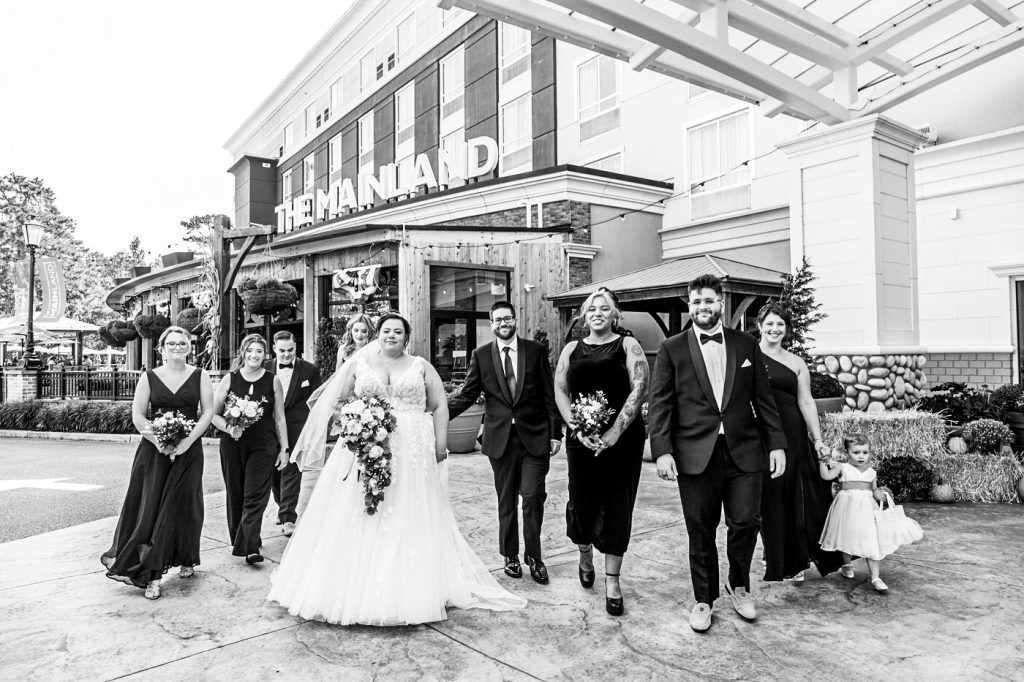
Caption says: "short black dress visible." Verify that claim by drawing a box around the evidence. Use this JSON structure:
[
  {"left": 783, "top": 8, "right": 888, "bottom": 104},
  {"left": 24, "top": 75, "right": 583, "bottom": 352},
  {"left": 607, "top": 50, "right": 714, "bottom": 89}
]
[
  {"left": 565, "top": 337, "right": 646, "bottom": 556},
  {"left": 102, "top": 368, "right": 204, "bottom": 587},
  {"left": 760, "top": 356, "right": 843, "bottom": 579}
]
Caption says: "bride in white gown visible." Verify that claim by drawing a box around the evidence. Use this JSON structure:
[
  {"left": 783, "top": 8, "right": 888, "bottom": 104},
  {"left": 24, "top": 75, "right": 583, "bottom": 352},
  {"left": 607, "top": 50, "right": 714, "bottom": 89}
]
[{"left": 267, "top": 313, "right": 526, "bottom": 625}]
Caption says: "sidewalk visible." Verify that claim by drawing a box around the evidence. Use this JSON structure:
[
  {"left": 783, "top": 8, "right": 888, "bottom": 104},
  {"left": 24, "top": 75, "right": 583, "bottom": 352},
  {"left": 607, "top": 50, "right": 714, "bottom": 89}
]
[{"left": 1, "top": 453, "right": 1022, "bottom": 681}]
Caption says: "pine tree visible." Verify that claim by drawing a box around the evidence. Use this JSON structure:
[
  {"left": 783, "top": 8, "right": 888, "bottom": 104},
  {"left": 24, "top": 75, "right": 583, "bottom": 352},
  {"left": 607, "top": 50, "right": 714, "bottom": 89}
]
[{"left": 778, "top": 256, "right": 826, "bottom": 366}]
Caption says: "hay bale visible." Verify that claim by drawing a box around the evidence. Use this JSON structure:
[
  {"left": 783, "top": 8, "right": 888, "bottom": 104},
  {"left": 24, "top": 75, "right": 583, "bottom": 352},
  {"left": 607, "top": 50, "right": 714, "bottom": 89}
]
[
  {"left": 934, "top": 454, "right": 1024, "bottom": 503},
  {"left": 821, "top": 409, "right": 948, "bottom": 464}
]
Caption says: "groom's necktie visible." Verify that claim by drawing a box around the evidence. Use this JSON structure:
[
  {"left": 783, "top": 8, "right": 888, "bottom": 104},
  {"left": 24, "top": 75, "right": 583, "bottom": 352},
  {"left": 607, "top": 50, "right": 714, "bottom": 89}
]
[{"left": 502, "top": 346, "right": 517, "bottom": 398}]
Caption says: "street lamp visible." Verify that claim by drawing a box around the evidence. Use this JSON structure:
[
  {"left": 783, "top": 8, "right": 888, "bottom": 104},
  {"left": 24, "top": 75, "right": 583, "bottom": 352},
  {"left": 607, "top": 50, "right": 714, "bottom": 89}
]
[{"left": 22, "top": 221, "right": 45, "bottom": 369}]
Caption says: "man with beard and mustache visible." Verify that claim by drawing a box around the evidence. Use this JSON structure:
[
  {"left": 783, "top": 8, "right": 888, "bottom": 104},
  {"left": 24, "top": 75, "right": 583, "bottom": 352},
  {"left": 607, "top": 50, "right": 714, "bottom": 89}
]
[
  {"left": 648, "top": 274, "right": 788, "bottom": 633},
  {"left": 448, "top": 301, "right": 562, "bottom": 584}
]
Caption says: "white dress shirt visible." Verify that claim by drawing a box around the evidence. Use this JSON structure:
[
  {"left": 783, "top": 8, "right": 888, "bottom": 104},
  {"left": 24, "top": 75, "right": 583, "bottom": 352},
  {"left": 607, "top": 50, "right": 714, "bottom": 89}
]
[
  {"left": 277, "top": 362, "right": 294, "bottom": 396},
  {"left": 497, "top": 336, "right": 519, "bottom": 384},
  {"left": 696, "top": 322, "right": 726, "bottom": 433}
]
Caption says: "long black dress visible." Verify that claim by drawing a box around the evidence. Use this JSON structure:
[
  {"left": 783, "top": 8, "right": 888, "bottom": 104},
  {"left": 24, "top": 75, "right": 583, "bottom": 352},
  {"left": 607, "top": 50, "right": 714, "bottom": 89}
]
[
  {"left": 760, "top": 356, "right": 843, "bottom": 580},
  {"left": 565, "top": 337, "right": 646, "bottom": 556},
  {"left": 219, "top": 370, "right": 278, "bottom": 557},
  {"left": 102, "top": 368, "right": 204, "bottom": 588}
]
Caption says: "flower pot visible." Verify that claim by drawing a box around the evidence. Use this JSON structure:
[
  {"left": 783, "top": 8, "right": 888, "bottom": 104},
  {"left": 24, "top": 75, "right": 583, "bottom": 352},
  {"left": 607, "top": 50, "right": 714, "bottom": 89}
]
[
  {"left": 1005, "top": 411, "right": 1024, "bottom": 452},
  {"left": 133, "top": 314, "right": 171, "bottom": 340},
  {"left": 176, "top": 308, "right": 204, "bottom": 333},
  {"left": 448, "top": 404, "right": 484, "bottom": 454},
  {"left": 160, "top": 251, "right": 194, "bottom": 267},
  {"left": 814, "top": 397, "right": 846, "bottom": 415},
  {"left": 239, "top": 288, "right": 297, "bottom": 316},
  {"left": 130, "top": 266, "right": 151, "bottom": 278},
  {"left": 109, "top": 326, "right": 139, "bottom": 343}
]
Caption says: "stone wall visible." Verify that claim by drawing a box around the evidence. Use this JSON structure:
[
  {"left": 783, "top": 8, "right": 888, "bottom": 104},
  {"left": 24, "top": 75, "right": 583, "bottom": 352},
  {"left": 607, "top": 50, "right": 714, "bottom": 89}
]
[
  {"left": 925, "top": 352, "right": 1015, "bottom": 387},
  {"left": 815, "top": 354, "right": 928, "bottom": 413}
]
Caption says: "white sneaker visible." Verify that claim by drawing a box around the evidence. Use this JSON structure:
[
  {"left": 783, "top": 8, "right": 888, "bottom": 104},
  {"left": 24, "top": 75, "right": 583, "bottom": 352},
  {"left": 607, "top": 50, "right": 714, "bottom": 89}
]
[
  {"left": 784, "top": 571, "right": 805, "bottom": 583},
  {"left": 724, "top": 584, "right": 756, "bottom": 621},
  {"left": 282, "top": 522, "right": 295, "bottom": 537},
  {"left": 689, "top": 603, "right": 712, "bottom": 632},
  {"left": 840, "top": 564, "right": 855, "bottom": 579}
]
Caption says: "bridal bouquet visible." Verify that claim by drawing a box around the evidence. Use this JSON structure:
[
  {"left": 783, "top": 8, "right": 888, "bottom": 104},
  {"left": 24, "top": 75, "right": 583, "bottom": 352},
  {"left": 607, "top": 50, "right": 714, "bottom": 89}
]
[
  {"left": 224, "top": 392, "right": 266, "bottom": 438},
  {"left": 571, "top": 391, "right": 617, "bottom": 442},
  {"left": 149, "top": 411, "right": 196, "bottom": 459},
  {"left": 331, "top": 395, "right": 398, "bottom": 515}
]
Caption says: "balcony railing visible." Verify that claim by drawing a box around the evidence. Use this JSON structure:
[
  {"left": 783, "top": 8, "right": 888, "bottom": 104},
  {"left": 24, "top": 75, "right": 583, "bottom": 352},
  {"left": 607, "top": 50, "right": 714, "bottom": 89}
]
[{"left": 0, "top": 368, "right": 142, "bottom": 403}]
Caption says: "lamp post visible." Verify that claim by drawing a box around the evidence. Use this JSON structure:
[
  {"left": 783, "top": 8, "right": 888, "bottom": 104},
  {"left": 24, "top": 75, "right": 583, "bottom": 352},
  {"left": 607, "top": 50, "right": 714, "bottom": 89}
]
[{"left": 22, "top": 221, "right": 45, "bottom": 369}]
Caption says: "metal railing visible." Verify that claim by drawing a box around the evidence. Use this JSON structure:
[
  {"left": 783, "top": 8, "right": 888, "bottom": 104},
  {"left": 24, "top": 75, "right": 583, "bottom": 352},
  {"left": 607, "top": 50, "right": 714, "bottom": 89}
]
[{"left": 35, "top": 368, "right": 141, "bottom": 401}]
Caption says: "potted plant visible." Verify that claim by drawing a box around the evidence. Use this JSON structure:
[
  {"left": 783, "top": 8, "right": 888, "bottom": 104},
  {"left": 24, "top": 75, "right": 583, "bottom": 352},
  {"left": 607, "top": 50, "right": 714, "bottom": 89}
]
[
  {"left": 446, "top": 381, "right": 485, "bottom": 453},
  {"left": 160, "top": 251, "right": 195, "bottom": 267},
  {"left": 237, "top": 275, "right": 299, "bottom": 316},
  {"left": 98, "top": 325, "right": 123, "bottom": 349},
  {"left": 133, "top": 313, "right": 171, "bottom": 340},
  {"left": 990, "top": 384, "right": 1024, "bottom": 451},
  {"left": 106, "top": 319, "right": 139, "bottom": 344},
  {"left": 915, "top": 381, "right": 997, "bottom": 428},
  {"left": 961, "top": 418, "right": 1015, "bottom": 455},
  {"left": 810, "top": 372, "right": 845, "bottom": 414},
  {"left": 130, "top": 265, "right": 151, "bottom": 278},
  {"left": 176, "top": 307, "right": 205, "bottom": 333}
]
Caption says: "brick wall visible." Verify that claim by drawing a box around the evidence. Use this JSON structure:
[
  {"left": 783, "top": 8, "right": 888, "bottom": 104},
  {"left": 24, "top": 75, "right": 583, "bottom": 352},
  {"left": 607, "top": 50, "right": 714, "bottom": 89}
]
[
  {"left": 440, "top": 199, "right": 592, "bottom": 242},
  {"left": 927, "top": 352, "right": 1014, "bottom": 387}
]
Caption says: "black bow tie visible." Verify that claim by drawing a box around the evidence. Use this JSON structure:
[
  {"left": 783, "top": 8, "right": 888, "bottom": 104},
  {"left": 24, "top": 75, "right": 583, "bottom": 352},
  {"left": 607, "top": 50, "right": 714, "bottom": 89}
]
[
  {"left": 278, "top": 362, "right": 294, "bottom": 369},
  {"left": 700, "top": 332, "right": 723, "bottom": 345}
]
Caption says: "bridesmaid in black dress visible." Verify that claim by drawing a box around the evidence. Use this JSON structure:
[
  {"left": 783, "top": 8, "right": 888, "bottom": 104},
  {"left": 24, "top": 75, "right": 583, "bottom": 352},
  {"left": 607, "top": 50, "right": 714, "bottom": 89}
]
[
  {"left": 211, "top": 333, "right": 289, "bottom": 565},
  {"left": 102, "top": 326, "right": 214, "bottom": 599},
  {"left": 554, "top": 288, "right": 649, "bottom": 616},
  {"left": 756, "top": 303, "right": 843, "bottom": 581}
]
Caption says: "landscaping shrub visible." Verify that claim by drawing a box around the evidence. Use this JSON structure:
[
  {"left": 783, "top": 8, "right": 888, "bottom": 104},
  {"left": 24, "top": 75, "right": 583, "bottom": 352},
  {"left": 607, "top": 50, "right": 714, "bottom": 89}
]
[
  {"left": 915, "top": 381, "right": 996, "bottom": 426},
  {"left": 876, "top": 455, "right": 935, "bottom": 502},
  {"left": 0, "top": 400, "right": 135, "bottom": 434},
  {"left": 989, "top": 384, "right": 1024, "bottom": 416},
  {"left": 961, "top": 418, "right": 1014, "bottom": 455},
  {"left": 821, "top": 409, "right": 947, "bottom": 464},
  {"left": 810, "top": 372, "right": 844, "bottom": 399}
]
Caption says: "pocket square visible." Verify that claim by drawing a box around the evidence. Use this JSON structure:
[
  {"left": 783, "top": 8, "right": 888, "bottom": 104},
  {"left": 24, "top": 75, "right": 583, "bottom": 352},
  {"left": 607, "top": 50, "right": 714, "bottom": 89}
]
[
  {"left": 301, "top": 379, "right": 310, "bottom": 387},
  {"left": 741, "top": 358, "right": 752, "bottom": 368}
]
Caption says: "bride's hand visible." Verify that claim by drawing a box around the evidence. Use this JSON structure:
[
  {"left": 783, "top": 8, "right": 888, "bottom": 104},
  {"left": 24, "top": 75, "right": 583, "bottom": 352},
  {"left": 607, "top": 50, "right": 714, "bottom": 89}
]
[{"left": 435, "top": 447, "right": 449, "bottom": 463}]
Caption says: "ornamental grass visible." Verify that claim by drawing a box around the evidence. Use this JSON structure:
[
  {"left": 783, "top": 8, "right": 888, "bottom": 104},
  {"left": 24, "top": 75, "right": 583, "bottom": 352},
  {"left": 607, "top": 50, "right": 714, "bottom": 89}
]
[
  {"left": 821, "top": 409, "right": 948, "bottom": 463},
  {"left": 933, "top": 454, "right": 1024, "bottom": 503}
]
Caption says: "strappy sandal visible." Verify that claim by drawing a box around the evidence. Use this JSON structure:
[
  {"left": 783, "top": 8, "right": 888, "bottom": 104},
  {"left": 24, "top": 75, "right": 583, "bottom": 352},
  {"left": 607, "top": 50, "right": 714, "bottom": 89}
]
[
  {"left": 605, "top": 572, "right": 624, "bottom": 616},
  {"left": 144, "top": 581, "right": 161, "bottom": 600}
]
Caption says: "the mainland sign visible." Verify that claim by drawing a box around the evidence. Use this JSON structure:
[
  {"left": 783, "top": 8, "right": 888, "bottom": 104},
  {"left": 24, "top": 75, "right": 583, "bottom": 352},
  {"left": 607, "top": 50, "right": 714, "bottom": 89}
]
[{"left": 274, "top": 136, "right": 499, "bottom": 233}]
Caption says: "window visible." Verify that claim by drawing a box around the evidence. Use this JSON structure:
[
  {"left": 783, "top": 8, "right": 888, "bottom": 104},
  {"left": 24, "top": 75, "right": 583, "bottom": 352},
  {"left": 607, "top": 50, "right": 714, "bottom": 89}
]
[
  {"left": 688, "top": 109, "right": 751, "bottom": 219},
  {"left": 305, "top": 104, "right": 316, "bottom": 137},
  {"left": 375, "top": 35, "right": 396, "bottom": 81},
  {"left": 282, "top": 169, "right": 294, "bottom": 202},
  {"left": 429, "top": 266, "right": 511, "bottom": 381},
  {"left": 358, "top": 112, "right": 375, "bottom": 176},
  {"left": 499, "top": 94, "right": 531, "bottom": 174},
  {"left": 330, "top": 79, "right": 342, "bottom": 120},
  {"left": 397, "top": 13, "right": 415, "bottom": 61},
  {"left": 359, "top": 50, "right": 374, "bottom": 91},
  {"left": 577, "top": 55, "right": 620, "bottom": 142},
  {"left": 343, "top": 66, "right": 358, "bottom": 107},
  {"left": 303, "top": 153, "right": 315, "bottom": 193},
  {"left": 282, "top": 123, "right": 294, "bottom": 157},
  {"left": 328, "top": 133, "right": 342, "bottom": 181},
  {"left": 394, "top": 83, "right": 415, "bottom": 190},
  {"left": 586, "top": 152, "right": 623, "bottom": 173},
  {"left": 499, "top": 24, "right": 531, "bottom": 86},
  {"left": 440, "top": 6, "right": 466, "bottom": 28},
  {"left": 440, "top": 46, "right": 465, "bottom": 123}
]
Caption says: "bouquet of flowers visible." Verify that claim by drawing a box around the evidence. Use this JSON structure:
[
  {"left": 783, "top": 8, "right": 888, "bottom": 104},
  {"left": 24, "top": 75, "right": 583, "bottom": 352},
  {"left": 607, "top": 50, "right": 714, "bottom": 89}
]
[
  {"left": 571, "top": 391, "right": 618, "bottom": 442},
  {"left": 223, "top": 392, "right": 266, "bottom": 438},
  {"left": 331, "top": 395, "right": 397, "bottom": 515},
  {"left": 149, "top": 411, "right": 196, "bottom": 459}
]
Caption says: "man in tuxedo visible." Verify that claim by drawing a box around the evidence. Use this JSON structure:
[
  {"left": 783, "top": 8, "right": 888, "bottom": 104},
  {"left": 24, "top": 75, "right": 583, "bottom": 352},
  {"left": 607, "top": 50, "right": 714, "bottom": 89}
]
[
  {"left": 264, "top": 330, "right": 322, "bottom": 536},
  {"left": 448, "top": 301, "right": 562, "bottom": 584},
  {"left": 648, "top": 274, "right": 787, "bottom": 632}
]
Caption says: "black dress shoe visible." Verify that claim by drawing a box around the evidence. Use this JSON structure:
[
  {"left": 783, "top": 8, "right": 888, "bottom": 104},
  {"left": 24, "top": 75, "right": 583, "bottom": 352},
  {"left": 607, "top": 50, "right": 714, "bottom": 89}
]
[
  {"left": 503, "top": 555, "right": 522, "bottom": 579},
  {"left": 606, "top": 572, "right": 624, "bottom": 616},
  {"left": 245, "top": 553, "right": 264, "bottom": 564},
  {"left": 524, "top": 555, "right": 549, "bottom": 585}
]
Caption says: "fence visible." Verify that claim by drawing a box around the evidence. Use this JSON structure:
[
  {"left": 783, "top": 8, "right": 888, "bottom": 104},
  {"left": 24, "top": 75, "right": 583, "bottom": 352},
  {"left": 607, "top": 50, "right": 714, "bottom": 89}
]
[{"left": 0, "top": 368, "right": 141, "bottom": 402}]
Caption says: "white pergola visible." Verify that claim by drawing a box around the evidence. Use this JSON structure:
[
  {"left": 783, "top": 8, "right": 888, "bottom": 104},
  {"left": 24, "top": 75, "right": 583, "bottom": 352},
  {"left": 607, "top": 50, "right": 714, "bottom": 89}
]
[{"left": 439, "top": 0, "right": 1024, "bottom": 123}]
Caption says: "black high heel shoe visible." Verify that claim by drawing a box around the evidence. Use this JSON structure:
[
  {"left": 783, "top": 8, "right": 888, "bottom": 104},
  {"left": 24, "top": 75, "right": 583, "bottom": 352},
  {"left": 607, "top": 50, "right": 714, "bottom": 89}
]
[
  {"left": 605, "top": 572, "right": 624, "bottom": 616},
  {"left": 578, "top": 546, "right": 595, "bottom": 588}
]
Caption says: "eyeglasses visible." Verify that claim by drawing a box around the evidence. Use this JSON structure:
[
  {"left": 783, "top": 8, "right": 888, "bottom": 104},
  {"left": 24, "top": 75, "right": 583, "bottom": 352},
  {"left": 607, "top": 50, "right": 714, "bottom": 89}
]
[
  {"left": 688, "top": 298, "right": 721, "bottom": 307},
  {"left": 491, "top": 316, "right": 515, "bottom": 324},
  {"left": 164, "top": 342, "right": 189, "bottom": 348}
]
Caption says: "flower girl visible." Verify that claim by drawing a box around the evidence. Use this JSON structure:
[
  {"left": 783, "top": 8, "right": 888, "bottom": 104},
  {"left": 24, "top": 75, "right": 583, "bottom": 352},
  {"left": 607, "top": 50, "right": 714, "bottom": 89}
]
[{"left": 818, "top": 433, "right": 923, "bottom": 592}]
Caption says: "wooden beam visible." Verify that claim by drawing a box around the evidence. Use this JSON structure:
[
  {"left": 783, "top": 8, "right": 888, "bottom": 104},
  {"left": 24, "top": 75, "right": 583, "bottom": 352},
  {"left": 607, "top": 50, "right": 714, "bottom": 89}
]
[
  {"left": 223, "top": 224, "right": 276, "bottom": 239},
  {"left": 629, "top": 9, "right": 700, "bottom": 71},
  {"left": 548, "top": 0, "right": 849, "bottom": 122},
  {"left": 850, "top": 0, "right": 975, "bottom": 66},
  {"left": 727, "top": 1, "right": 849, "bottom": 69},
  {"left": 221, "top": 235, "right": 259, "bottom": 297},
  {"left": 647, "top": 311, "right": 671, "bottom": 338},
  {"left": 973, "top": 0, "right": 1019, "bottom": 26}
]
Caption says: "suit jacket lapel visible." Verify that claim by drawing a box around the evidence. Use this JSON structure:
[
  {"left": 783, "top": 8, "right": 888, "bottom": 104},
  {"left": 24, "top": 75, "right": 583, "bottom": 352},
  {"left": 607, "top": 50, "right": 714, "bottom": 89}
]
[
  {"left": 513, "top": 338, "right": 526, "bottom": 405},
  {"left": 490, "top": 341, "right": 513, "bottom": 404},
  {"left": 686, "top": 330, "right": 719, "bottom": 411},
  {"left": 721, "top": 333, "right": 738, "bottom": 412},
  {"left": 283, "top": 361, "right": 301, "bottom": 407}
]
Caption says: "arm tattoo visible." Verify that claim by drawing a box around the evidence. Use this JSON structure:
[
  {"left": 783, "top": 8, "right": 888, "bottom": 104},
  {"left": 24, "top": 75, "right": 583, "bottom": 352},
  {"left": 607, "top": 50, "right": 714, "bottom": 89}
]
[{"left": 607, "top": 358, "right": 649, "bottom": 437}]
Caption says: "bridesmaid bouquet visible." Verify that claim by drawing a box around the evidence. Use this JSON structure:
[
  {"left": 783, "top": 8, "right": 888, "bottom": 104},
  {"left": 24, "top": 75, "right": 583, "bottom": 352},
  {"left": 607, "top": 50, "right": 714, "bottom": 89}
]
[
  {"left": 224, "top": 392, "right": 266, "bottom": 438},
  {"left": 331, "top": 395, "right": 397, "bottom": 515},
  {"left": 571, "top": 391, "right": 617, "bottom": 441},
  {"left": 149, "top": 411, "right": 197, "bottom": 459}
]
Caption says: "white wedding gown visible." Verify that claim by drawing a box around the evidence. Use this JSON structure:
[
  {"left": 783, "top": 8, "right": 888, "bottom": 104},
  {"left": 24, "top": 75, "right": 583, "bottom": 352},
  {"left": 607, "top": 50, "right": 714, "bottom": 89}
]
[{"left": 267, "top": 356, "right": 527, "bottom": 625}]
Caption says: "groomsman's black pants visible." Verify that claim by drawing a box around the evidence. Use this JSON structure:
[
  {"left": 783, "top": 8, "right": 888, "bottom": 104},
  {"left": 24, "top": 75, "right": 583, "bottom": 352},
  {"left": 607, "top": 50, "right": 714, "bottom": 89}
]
[
  {"left": 676, "top": 435, "right": 762, "bottom": 605},
  {"left": 272, "top": 462, "right": 302, "bottom": 524},
  {"left": 489, "top": 429, "right": 550, "bottom": 560}
]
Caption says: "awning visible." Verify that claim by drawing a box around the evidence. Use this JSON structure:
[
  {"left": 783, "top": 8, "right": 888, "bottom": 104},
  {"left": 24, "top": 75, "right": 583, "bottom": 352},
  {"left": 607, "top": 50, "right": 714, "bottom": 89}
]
[{"left": 0, "top": 316, "right": 100, "bottom": 334}]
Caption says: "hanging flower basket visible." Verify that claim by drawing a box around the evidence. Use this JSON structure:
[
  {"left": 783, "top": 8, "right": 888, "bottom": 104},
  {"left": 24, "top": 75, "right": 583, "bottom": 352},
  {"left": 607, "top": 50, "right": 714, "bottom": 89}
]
[
  {"left": 176, "top": 307, "right": 205, "bottom": 333},
  {"left": 134, "top": 313, "right": 172, "bottom": 340},
  {"left": 237, "top": 276, "right": 298, "bottom": 316},
  {"left": 107, "top": 319, "right": 139, "bottom": 344},
  {"left": 99, "top": 325, "right": 125, "bottom": 349}
]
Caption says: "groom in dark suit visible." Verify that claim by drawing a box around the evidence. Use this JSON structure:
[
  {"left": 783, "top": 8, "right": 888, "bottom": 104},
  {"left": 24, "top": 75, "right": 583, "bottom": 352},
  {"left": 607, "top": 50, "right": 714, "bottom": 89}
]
[
  {"left": 648, "top": 274, "right": 787, "bottom": 632},
  {"left": 265, "top": 331, "right": 322, "bottom": 536},
  {"left": 448, "top": 301, "right": 562, "bottom": 584}
]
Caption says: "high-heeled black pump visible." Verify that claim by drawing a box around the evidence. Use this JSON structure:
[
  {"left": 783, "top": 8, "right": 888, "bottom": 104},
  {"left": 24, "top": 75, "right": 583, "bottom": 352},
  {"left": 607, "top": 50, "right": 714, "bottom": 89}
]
[
  {"left": 605, "top": 572, "right": 624, "bottom": 616},
  {"left": 578, "top": 546, "right": 595, "bottom": 588}
]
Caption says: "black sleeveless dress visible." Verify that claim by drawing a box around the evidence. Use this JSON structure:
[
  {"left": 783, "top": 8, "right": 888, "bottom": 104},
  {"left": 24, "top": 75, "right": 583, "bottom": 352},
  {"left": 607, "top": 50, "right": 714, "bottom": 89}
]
[
  {"left": 565, "top": 337, "right": 646, "bottom": 556},
  {"left": 760, "top": 356, "right": 843, "bottom": 580},
  {"left": 101, "top": 368, "right": 204, "bottom": 587},
  {"left": 219, "top": 369, "right": 278, "bottom": 557}
]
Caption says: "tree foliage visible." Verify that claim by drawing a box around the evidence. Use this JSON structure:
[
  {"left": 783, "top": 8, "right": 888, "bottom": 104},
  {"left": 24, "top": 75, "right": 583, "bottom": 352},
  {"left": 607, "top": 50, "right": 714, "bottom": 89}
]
[{"left": 778, "top": 256, "right": 827, "bottom": 366}]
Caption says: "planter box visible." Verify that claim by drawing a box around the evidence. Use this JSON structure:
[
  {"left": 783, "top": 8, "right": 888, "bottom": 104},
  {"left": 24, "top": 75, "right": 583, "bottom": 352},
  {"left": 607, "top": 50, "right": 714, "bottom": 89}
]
[
  {"left": 130, "top": 266, "right": 151, "bottom": 278},
  {"left": 448, "top": 404, "right": 484, "bottom": 454},
  {"left": 161, "top": 251, "right": 194, "bottom": 267},
  {"left": 814, "top": 397, "right": 846, "bottom": 415}
]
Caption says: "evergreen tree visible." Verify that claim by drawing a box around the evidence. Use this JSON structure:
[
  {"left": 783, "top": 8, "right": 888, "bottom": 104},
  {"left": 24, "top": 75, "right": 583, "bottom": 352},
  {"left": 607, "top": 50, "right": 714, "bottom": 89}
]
[{"left": 778, "top": 256, "right": 826, "bottom": 366}]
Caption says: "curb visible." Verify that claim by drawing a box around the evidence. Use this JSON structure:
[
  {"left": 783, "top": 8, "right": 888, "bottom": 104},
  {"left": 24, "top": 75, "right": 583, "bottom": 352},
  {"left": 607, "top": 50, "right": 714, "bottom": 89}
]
[{"left": 0, "top": 430, "right": 221, "bottom": 446}]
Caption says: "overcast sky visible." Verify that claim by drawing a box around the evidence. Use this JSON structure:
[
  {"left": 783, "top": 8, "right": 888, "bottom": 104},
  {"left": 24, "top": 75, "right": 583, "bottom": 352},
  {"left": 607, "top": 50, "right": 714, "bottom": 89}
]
[{"left": 1, "top": 0, "right": 352, "bottom": 258}]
